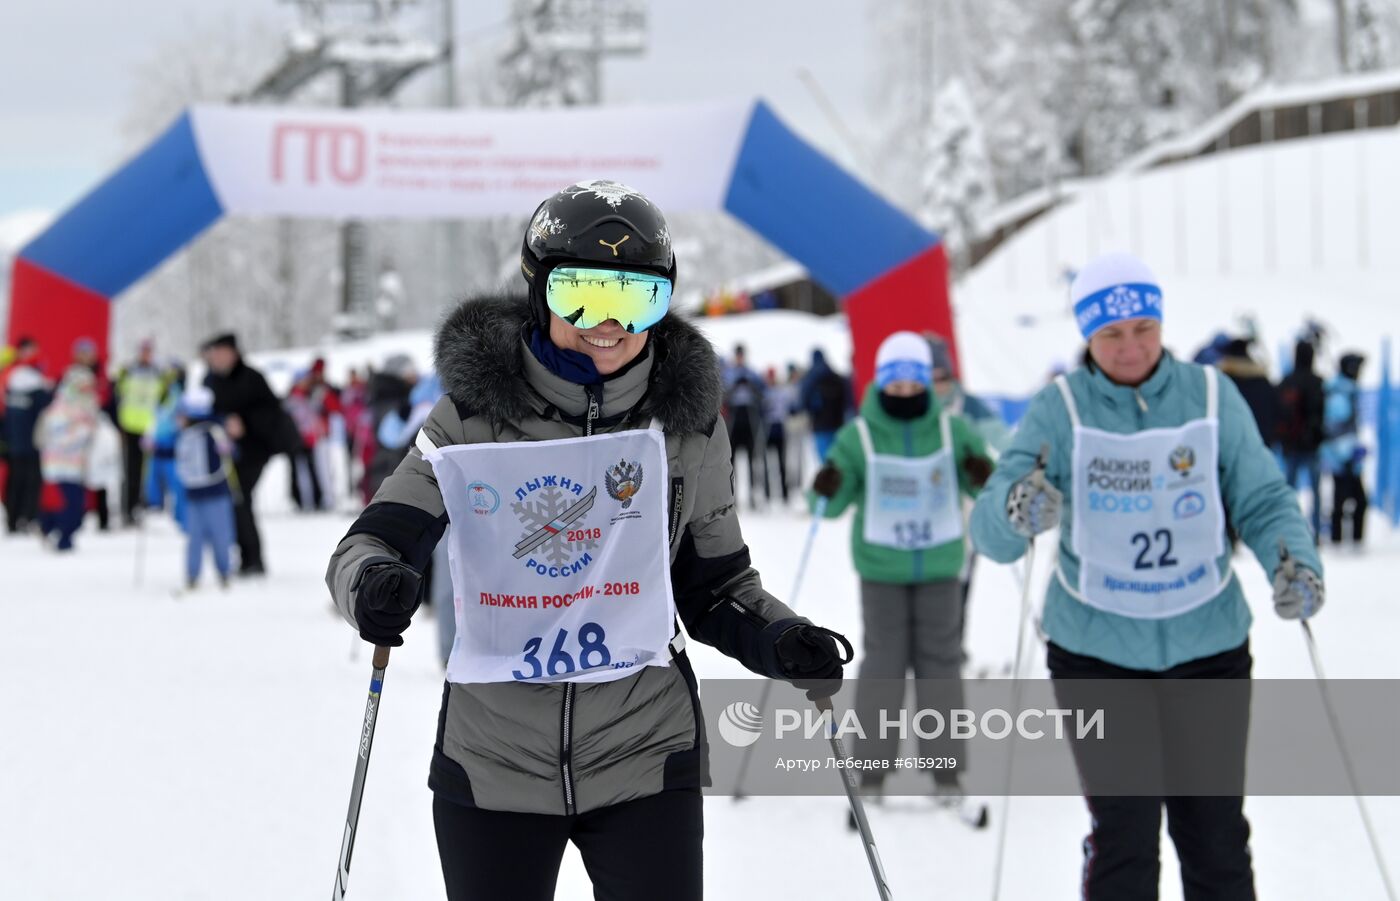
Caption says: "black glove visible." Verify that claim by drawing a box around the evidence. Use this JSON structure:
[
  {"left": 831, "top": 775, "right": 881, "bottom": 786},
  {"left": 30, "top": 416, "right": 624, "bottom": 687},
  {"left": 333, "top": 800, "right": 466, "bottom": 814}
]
[
  {"left": 812, "top": 464, "right": 843, "bottom": 499},
  {"left": 774, "top": 624, "right": 854, "bottom": 701},
  {"left": 352, "top": 557, "right": 424, "bottom": 647},
  {"left": 962, "top": 454, "right": 994, "bottom": 489}
]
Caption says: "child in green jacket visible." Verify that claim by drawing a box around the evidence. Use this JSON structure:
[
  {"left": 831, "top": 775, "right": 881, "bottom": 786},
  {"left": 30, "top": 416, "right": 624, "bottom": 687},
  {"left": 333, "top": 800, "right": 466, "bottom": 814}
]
[{"left": 812, "top": 331, "right": 994, "bottom": 807}]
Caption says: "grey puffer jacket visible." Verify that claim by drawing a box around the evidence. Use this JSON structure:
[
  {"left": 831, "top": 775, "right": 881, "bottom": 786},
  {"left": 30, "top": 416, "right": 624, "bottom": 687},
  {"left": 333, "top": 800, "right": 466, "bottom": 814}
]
[{"left": 327, "top": 296, "right": 808, "bottom": 815}]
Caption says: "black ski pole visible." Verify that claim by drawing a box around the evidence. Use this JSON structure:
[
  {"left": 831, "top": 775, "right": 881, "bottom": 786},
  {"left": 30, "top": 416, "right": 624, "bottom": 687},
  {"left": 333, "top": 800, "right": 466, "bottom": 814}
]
[
  {"left": 817, "top": 695, "right": 894, "bottom": 900},
  {"left": 734, "top": 497, "right": 827, "bottom": 800},
  {"left": 332, "top": 644, "right": 390, "bottom": 900}
]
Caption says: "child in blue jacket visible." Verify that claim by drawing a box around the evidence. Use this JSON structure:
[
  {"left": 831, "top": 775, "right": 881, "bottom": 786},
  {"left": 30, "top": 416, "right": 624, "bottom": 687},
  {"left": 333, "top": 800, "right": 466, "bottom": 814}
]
[{"left": 175, "top": 387, "right": 236, "bottom": 590}]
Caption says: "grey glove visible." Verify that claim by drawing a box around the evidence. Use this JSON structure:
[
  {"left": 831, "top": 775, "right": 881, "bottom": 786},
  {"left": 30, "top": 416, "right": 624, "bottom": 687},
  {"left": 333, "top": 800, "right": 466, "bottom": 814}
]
[
  {"left": 1006, "top": 447, "right": 1060, "bottom": 537},
  {"left": 1272, "top": 543, "right": 1324, "bottom": 620}
]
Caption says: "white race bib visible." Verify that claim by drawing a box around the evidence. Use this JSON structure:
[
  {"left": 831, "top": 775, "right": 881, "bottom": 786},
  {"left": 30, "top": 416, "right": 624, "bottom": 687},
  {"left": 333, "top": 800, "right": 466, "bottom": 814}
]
[
  {"left": 424, "top": 428, "right": 677, "bottom": 684},
  {"left": 1057, "top": 370, "right": 1228, "bottom": 619},
  {"left": 856, "top": 414, "right": 964, "bottom": 551}
]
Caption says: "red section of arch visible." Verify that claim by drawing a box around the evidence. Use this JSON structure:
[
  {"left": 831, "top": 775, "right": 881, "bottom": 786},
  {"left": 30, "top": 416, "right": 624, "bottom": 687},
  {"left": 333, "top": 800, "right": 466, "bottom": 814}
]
[
  {"left": 6, "top": 258, "right": 112, "bottom": 378},
  {"left": 843, "top": 244, "right": 955, "bottom": 400}
]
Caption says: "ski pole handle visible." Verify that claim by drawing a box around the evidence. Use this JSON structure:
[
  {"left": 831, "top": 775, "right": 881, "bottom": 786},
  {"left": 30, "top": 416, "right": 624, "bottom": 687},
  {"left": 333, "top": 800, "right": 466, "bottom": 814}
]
[
  {"left": 1028, "top": 443, "right": 1050, "bottom": 486},
  {"left": 372, "top": 645, "right": 390, "bottom": 669},
  {"left": 1277, "top": 537, "right": 1296, "bottom": 580}
]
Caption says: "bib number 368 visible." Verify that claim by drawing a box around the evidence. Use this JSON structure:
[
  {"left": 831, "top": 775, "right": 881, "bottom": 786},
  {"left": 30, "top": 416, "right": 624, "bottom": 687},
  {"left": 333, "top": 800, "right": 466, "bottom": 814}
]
[{"left": 512, "top": 622, "right": 612, "bottom": 680}]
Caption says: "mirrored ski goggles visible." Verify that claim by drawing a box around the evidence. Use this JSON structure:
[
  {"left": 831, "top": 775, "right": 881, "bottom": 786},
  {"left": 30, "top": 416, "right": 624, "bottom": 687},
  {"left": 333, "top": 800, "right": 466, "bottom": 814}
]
[{"left": 545, "top": 265, "right": 673, "bottom": 334}]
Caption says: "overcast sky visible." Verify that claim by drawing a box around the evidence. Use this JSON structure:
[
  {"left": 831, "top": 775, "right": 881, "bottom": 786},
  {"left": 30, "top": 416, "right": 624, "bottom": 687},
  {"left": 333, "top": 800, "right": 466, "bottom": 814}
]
[{"left": 0, "top": 0, "right": 877, "bottom": 218}]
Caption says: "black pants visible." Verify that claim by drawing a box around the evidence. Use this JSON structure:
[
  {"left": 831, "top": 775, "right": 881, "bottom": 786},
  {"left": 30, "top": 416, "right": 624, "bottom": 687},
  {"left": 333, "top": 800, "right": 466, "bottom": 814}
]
[
  {"left": 1330, "top": 467, "right": 1367, "bottom": 544},
  {"left": 727, "top": 407, "right": 763, "bottom": 502},
  {"left": 289, "top": 445, "right": 323, "bottom": 511},
  {"left": 94, "top": 487, "right": 109, "bottom": 530},
  {"left": 232, "top": 451, "right": 269, "bottom": 571},
  {"left": 763, "top": 423, "right": 788, "bottom": 502},
  {"left": 1048, "top": 641, "right": 1255, "bottom": 901},
  {"left": 5, "top": 453, "right": 42, "bottom": 531},
  {"left": 433, "top": 790, "right": 703, "bottom": 901},
  {"left": 120, "top": 429, "right": 145, "bottom": 522}
]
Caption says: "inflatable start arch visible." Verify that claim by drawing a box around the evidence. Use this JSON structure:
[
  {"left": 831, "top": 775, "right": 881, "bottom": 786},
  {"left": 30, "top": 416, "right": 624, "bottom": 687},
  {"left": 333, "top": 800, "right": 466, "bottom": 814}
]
[{"left": 7, "top": 100, "right": 952, "bottom": 392}]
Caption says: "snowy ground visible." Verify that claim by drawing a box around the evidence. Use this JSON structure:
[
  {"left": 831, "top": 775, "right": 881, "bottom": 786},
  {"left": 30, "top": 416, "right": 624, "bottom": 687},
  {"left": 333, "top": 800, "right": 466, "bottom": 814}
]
[{"left": 4, "top": 452, "right": 1398, "bottom": 900}]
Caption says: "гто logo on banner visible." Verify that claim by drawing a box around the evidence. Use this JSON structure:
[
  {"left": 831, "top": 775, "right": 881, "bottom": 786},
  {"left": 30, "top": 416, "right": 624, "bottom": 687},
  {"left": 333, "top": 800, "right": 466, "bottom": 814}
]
[{"left": 271, "top": 122, "right": 368, "bottom": 186}]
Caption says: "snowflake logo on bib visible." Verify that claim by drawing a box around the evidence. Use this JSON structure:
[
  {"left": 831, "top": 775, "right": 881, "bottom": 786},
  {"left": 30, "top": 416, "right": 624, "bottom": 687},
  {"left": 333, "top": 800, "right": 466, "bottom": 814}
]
[
  {"left": 511, "top": 480, "right": 601, "bottom": 573},
  {"left": 605, "top": 458, "right": 644, "bottom": 509}
]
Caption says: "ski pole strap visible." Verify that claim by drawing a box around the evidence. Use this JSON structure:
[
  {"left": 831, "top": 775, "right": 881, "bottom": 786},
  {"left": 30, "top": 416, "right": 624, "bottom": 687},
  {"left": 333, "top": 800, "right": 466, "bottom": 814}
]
[{"left": 807, "top": 626, "right": 854, "bottom": 664}]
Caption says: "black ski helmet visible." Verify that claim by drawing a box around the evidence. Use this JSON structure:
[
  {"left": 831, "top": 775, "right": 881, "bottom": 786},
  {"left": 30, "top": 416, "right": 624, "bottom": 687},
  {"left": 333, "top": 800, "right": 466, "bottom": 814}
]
[{"left": 520, "top": 180, "right": 676, "bottom": 325}]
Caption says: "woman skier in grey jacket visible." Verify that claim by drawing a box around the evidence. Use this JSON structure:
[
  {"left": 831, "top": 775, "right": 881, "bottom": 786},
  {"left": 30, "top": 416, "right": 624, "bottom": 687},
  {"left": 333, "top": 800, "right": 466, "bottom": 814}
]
[{"left": 326, "top": 180, "right": 851, "bottom": 901}]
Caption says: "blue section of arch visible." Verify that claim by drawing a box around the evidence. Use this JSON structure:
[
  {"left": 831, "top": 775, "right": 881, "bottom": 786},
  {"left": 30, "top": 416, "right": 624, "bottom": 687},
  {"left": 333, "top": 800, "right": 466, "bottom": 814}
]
[
  {"left": 18, "top": 111, "right": 224, "bottom": 299},
  {"left": 721, "top": 100, "right": 940, "bottom": 297}
]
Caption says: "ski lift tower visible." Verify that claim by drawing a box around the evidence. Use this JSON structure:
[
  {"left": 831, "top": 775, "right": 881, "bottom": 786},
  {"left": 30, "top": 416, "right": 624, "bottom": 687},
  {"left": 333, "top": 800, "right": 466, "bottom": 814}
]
[
  {"left": 244, "top": 0, "right": 443, "bottom": 336},
  {"left": 530, "top": 0, "right": 649, "bottom": 103}
]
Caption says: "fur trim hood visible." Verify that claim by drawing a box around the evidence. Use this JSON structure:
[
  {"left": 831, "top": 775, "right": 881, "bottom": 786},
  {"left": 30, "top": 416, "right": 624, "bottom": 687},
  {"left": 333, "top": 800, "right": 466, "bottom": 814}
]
[{"left": 433, "top": 295, "right": 722, "bottom": 435}]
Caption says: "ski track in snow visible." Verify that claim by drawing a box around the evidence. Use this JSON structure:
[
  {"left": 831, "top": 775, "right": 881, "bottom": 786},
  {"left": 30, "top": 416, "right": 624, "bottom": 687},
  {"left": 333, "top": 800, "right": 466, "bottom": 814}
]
[{"left": 3, "top": 452, "right": 1397, "bottom": 899}]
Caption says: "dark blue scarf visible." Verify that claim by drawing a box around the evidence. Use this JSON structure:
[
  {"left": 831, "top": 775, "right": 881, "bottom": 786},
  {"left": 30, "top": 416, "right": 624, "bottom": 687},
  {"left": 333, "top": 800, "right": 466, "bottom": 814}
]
[{"left": 528, "top": 327, "right": 602, "bottom": 386}]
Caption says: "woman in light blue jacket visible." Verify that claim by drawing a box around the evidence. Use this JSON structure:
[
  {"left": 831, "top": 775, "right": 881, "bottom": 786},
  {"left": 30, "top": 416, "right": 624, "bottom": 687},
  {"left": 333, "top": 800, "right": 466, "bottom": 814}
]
[{"left": 970, "top": 252, "right": 1323, "bottom": 901}]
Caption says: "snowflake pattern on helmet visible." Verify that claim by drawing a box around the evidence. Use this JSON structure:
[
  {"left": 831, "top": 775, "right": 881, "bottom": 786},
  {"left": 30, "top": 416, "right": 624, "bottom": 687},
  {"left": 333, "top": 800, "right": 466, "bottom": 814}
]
[
  {"left": 563, "top": 179, "right": 650, "bottom": 209},
  {"left": 1102, "top": 285, "right": 1163, "bottom": 320},
  {"left": 654, "top": 226, "right": 671, "bottom": 250},
  {"left": 528, "top": 206, "right": 566, "bottom": 249}
]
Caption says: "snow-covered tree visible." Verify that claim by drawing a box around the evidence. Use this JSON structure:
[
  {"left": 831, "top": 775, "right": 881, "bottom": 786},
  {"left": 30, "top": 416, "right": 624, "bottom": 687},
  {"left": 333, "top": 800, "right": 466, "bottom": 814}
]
[
  {"left": 114, "top": 15, "right": 326, "bottom": 360},
  {"left": 864, "top": 0, "right": 1353, "bottom": 241},
  {"left": 1338, "top": 0, "right": 1394, "bottom": 70},
  {"left": 920, "top": 79, "right": 995, "bottom": 265}
]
